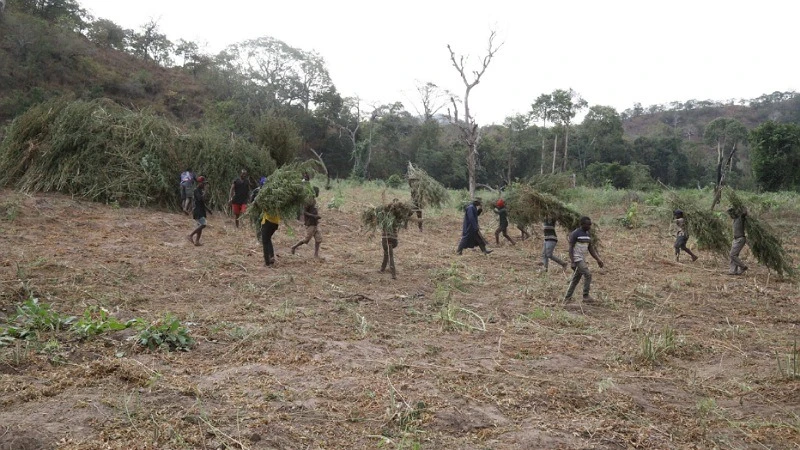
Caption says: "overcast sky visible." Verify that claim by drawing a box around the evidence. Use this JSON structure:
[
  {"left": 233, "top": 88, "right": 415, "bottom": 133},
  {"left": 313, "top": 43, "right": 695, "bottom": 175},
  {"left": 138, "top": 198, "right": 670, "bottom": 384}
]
[{"left": 79, "top": 0, "right": 798, "bottom": 124}]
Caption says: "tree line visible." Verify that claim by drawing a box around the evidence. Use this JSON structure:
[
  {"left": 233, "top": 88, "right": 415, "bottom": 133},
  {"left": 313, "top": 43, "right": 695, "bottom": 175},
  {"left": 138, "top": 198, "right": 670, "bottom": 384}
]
[{"left": 2, "top": 0, "right": 800, "bottom": 193}]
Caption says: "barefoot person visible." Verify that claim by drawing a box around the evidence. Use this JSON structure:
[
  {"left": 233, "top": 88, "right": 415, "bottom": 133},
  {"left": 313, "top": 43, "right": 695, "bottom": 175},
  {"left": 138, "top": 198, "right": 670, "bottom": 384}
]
[
  {"left": 493, "top": 199, "right": 515, "bottom": 246},
  {"left": 188, "top": 176, "right": 212, "bottom": 246},
  {"left": 291, "top": 187, "right": 322, "bottom": 258},
  {"left": 229, "top": 169, "right": 250, "bottom": 228},
  {"left": 727, "top": 206, "right": 749, "bottom": 275},
  {"left": 564, "top": 216, "right": 604, "bottom": 303},
  {"left": 456, "top": 199, "right": 491, "bottom": 255},
  {"left": 672, "top": 209, "right": 698, "bottom": 262},
  {"left": 542, "top": 218, "right": 568, "bottom": 271}
]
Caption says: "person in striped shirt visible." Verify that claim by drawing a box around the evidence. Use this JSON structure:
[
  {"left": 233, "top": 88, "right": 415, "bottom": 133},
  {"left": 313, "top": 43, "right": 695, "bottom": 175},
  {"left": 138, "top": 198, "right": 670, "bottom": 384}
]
[
  {"left": 564, "top": 216, "right": 604, "bottom": 303},
  {"left": 541, "top": 219, "right": 568, "bottom": 271}
]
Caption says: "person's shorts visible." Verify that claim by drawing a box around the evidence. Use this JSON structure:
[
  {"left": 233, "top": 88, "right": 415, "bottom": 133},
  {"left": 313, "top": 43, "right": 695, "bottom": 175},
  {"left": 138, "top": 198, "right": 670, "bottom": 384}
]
[
  {"left": 305, "top": 225, "right": 322, "bottom": 243},
  {"left": 232, "top": 203, "right": 247, "bottom": 215},
  {"left": 674, "top": 235, "right": 688, "bottom": 249},
  {"left": 181, "top": 185, "right": 193, "bottom": 200},
  {"left": 196, "top": 217, "right": 207, "bottom": 226}
]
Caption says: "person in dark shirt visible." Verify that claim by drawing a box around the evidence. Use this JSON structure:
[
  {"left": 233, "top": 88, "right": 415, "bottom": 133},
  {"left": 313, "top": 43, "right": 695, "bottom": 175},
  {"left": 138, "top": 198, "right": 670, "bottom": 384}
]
[
  {"left": 493, "top": 199, "right": 515, "bottom": 246},
  {"left": 727, "top": 207, "right": 748, "bottom": 275},
  {"left": 456, "top": 199, "right": 491, "bottom": 255},
  {"left": 187, "top": 176, "right": 212, "bottom": 246},
  {"left": 564, "top": 216, "right": 604, "bottom": 303},
  {"left": 291, "top": 187, "right": 322, "bottom": 258},
  {"left": 542, "top": 218, "right": 568, "bottom": 271},
  {"left": 229, "top": 169, "right": 250, "bottom": 228},
  {"left": 672, "top": 210, "right": 698, "bottom": 262}
]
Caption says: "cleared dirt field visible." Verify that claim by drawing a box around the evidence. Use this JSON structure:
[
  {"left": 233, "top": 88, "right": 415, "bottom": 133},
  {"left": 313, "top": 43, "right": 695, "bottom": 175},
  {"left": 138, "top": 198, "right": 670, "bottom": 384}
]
[{"left": 1, "top": 186, "right": 799, "bottom": 449}]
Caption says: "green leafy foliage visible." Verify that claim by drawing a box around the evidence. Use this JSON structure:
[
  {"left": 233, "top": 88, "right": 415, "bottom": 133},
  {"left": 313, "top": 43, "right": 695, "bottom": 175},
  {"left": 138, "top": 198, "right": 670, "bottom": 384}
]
[
  {"left": 0, "top": 297, "right": 75, "bottom": 342},
  {"left": 749, "top": 121, "right": 800, "bottom": 191},
  {"left": 386, "top": 174, "right": 403, "bottom": 189},
  {"left": 71, "top": 306, "right": 132, "bottom": 338},
  {"left": 248, "top": 160, "right": 321, "bottom": 229},
  {"left": 361, "top": 201, "right": 414, "bottom": 235},
  {"left": 133, "top": 314, "right": 194, "bottom": 351}
]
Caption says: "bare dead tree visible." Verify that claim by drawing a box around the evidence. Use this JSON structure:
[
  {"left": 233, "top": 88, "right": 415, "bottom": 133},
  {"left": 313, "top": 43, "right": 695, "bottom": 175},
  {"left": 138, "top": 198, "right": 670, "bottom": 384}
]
[
  {"left": 446, "top": 31, "right": 502, "bottom": 200},
  {"left": 410, "top": 81, "right": 450, "bottom": 122},
  {"left": 308, "top": 146, "right": 331, "bottom": 190}
]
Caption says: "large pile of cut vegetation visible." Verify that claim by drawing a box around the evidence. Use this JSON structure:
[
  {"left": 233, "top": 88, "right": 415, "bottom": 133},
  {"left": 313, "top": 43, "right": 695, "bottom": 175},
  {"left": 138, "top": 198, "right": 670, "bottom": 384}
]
[
  {"left": 247, "top": 161, "right": 320, "bottom": 229},
  {"left": 406, "top": 162, "right": 449, "bottom": 208},
  {"left": 361, "top": 200, "right": 415, "bottom": 235},
  {"left": 0, "top": 97, "right": 276, "bottom": 208},
  {"left": 727, "top": 190, "right": 795, "bottom": 278},
  {"left": 666, "top": 191, "right": 729, "bottom": 256},
  {"left": 503, "top": 183, "right": 599, "bottom": 244}
]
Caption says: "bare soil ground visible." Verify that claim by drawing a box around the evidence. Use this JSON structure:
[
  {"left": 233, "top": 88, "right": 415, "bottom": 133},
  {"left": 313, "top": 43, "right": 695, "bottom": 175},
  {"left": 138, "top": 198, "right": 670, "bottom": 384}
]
[{"left": 1, "top": 187, "right": 799, "bottom": 449}]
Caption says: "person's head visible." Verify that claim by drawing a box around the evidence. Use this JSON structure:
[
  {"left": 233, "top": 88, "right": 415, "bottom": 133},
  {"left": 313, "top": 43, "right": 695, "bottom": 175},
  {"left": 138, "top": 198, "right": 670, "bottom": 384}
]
[
  {"left": 673, "top": 209, "right": 684, "bottom": 219},
  {"left": 259, "top": 176, "right": 267, "bottom": 186},
  {"left": 579, "top": 216, "right": 592, "bottom": 231},
  {"left": 196, "top": 176, "right": 206, "bottom": 187},
  {"left": 727, "top": 207, "right": 737, "bottom": 218},
  {"left": 240, "top": 169, "right": 247, "bottom": 179},
  {"left": 496, "top": 199, "right": 505, "bottom": 208},
  {"left": 185, "top": 167, "right": 192, "bottom": 173}
]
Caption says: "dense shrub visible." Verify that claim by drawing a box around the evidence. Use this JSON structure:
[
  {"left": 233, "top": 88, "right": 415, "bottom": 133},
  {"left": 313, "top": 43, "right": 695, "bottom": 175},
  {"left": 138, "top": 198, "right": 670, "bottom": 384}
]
[{"left": 0, "top": 97, "right": 276, "bottom": 208}]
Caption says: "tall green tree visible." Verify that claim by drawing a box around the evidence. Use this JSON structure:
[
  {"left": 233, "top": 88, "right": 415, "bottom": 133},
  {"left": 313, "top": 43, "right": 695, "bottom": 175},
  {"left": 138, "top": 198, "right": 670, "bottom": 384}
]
[
  {"left": 549, "top": 88, "right": 587, "bottom": 172},
  {"left": 749, "top": 121, "right": 800, "bottom": 191},
  {"left": 530, "top": 93, "right": 554, "bottom": 175},
  {"left": 130, "top": 20, "right": 173, "bottom": 65},
  {"left": 580, "top": 105, "right": 625, "bottom": 167}
]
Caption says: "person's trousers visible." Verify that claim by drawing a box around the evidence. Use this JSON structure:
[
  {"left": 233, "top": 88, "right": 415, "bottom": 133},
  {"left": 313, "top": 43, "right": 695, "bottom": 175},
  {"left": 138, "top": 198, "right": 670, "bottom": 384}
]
[
  {"left": 381, "top": 237, "right": 398, "bottom": 275},
  {"left": 565, "top": 260, "right": 592, "bottom": 298},
  {"left": 729, "top": 236, "right": 747, "bottom": 273},
  {"left": 261, "top": 221, "right": 279, "bottom": 265},
  {"left": 542, "top": 240, "right": 566, "bottom": 269}
]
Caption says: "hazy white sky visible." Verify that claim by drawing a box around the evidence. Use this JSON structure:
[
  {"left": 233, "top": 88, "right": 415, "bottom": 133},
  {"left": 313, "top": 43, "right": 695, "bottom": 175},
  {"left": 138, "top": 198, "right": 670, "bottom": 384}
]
[{"left": 79, "top": 0, "right": 798, "bottom": 124}]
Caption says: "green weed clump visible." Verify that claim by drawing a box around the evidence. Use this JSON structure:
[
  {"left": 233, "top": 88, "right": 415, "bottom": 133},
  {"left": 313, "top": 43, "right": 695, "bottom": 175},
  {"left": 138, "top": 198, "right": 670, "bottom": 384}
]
[
  {"left": 72, "top": 306, "right": 132, "bottom": 338},
  {"left": 0, "top": 297, "right": 75, "bottom": 342},
  {"left": 0, "top": 97, "right": 276, "bottom": 209},
  {"left": 133, "top": 314, "right": 194, "bottom": 351},
  {"left": 727, "top": 189, "right": 795, "bottom": 278}
]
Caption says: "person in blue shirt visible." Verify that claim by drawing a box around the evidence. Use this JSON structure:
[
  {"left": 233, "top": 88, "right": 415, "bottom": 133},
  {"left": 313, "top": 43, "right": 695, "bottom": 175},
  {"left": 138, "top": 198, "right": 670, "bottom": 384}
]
[
  {"left": 456, "top": 199, "right": 492, "bottom": 255},
  {"left": 564, "top": 216, "right": 604, "bottom": 303}
]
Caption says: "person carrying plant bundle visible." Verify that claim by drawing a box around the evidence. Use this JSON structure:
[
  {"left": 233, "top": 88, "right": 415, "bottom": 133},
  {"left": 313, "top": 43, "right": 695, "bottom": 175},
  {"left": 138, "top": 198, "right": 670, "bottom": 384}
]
[
  {"left": 291, "top": 187, "right": 322, "bottom": 258},
  {"left": 229, "top": 169, "right": 250, "bottom": 228},
  {"left": 727, "top": 206, "right": 749, "bottom": 275},
  {"left": 493, "top": 199, "right": 515, "bottom": 246},
  {"left": 250, "top": 176, "right": 267, "bottom": 203},
  {"left": 457, "top": 199, "right": 492, "bottom": 255},
  {"left": 564, "top": 216, "right": 604, "bottom": 303},
  {"left": 672, "top": 209, "right": 698, "bottom": 262},
  {"left": 408, "top": 177, "right": 424, "bottom": 232},
  {"left": 187, "top": 176, "right": 212, "bottom": 246},
  {"left": 179, "top": 168, "right": 195, "bottom": 215},
  {"left": 542, "top": 218, "right": 568, "bottom": 271},
  {"left": 261, "top": 211, "right": 280, "bottom": 267}
]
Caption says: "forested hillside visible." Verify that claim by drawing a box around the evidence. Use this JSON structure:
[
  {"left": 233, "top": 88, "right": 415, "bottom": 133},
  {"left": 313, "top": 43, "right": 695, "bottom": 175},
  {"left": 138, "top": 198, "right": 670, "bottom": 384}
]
[{"left": 2, "top": 0, "right": 800, "bottom": 196}]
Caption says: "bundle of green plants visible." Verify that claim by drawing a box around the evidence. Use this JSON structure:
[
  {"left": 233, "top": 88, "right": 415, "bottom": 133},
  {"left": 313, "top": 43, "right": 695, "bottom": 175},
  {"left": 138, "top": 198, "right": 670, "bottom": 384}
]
[
  {"left": 248, "top": 160, "right": 320, "bottom": 229},
  {"left": 667, "top": 192, "right": 729, "bottom": 256},
  {"left": 505, "top": 183, "right": 584, "bottom": 232},
  {"left": 406, "top": 162, "right": 449, "bottom": 208},
  {"left": 0, "top": 97, "right": 276, "bottom": 209},
  {"left": 727, "top": 189, "right": 795, "bottom": 278},
  {"left": 361, "top": 200, "right": 414, "bottom": 234}
]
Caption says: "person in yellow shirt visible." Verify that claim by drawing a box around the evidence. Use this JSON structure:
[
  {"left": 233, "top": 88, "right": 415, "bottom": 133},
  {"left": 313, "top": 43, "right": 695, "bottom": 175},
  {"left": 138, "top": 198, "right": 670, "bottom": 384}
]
[{"left": 261, "top": 212, "right": 280, "bottom": 266}]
